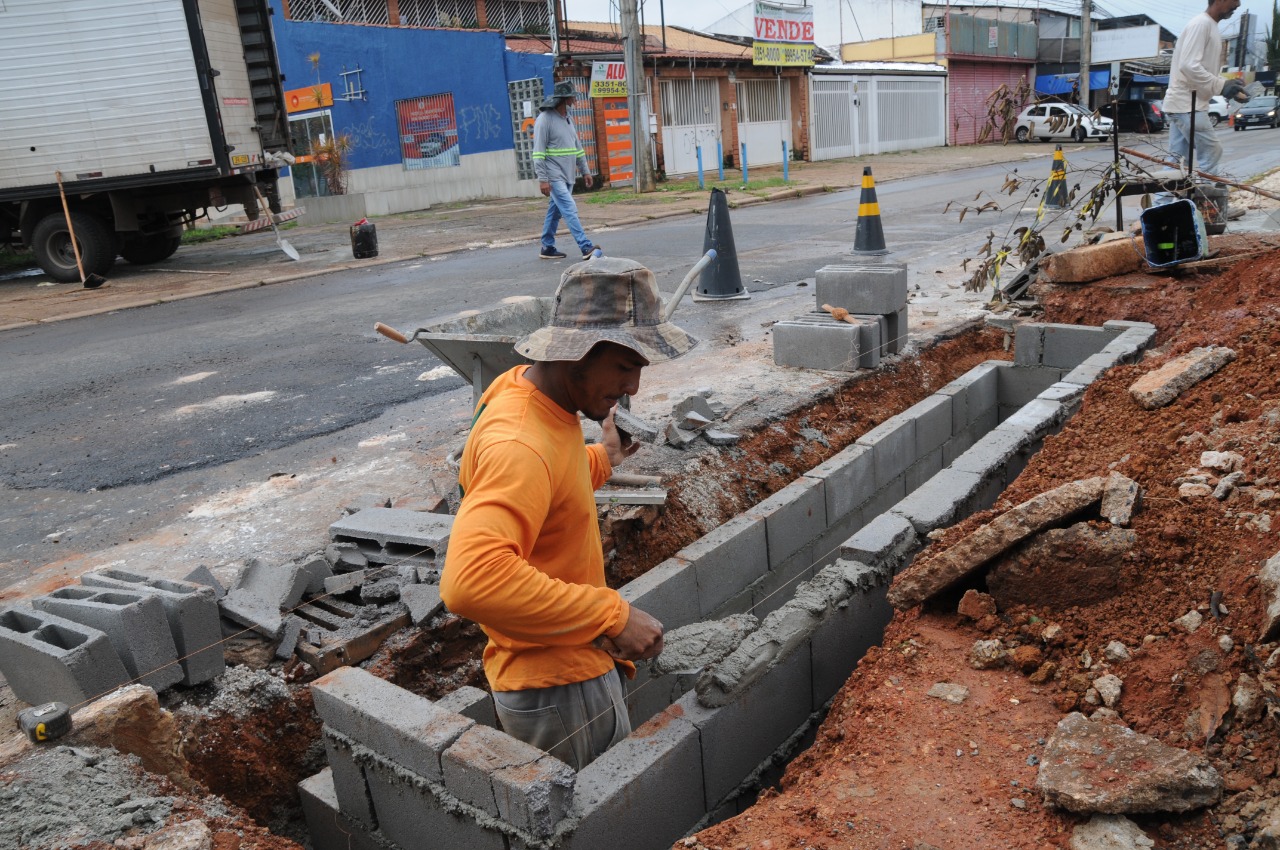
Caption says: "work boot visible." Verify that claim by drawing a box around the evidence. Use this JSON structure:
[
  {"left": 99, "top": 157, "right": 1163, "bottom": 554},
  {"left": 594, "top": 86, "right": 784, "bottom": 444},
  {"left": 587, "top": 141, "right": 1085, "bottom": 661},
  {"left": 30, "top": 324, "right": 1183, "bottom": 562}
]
[{"left": 540, "top": 246, "right": 566, "bottom": 260}]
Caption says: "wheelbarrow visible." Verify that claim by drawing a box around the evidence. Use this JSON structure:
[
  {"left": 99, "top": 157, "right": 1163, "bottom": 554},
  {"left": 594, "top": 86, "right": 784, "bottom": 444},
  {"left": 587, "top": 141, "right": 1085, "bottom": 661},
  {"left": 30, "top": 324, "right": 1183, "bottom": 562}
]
[
  {"left": 374, "top": 250, "right": 717, "bottom": 410},
  {"left": 375, "top": 296, "right": 555, "bottom": 411}
]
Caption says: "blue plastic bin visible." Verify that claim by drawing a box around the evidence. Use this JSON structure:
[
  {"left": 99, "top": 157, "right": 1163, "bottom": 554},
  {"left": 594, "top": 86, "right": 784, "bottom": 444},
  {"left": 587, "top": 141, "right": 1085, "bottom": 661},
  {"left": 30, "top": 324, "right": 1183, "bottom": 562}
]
[{"left": 1139, "top": 198, "right": 1206, "bottom": 268}]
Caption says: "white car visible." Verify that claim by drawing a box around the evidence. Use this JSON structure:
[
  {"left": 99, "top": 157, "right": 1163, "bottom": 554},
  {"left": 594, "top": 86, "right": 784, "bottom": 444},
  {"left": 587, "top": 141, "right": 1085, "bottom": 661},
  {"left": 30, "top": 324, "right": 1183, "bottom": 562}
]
[
  {"left": 1014, "top": 103, "right": 1115, "bottom": 143},
  {"left": 1207, "top": 96, "right": 1230, "bottom": 126}
]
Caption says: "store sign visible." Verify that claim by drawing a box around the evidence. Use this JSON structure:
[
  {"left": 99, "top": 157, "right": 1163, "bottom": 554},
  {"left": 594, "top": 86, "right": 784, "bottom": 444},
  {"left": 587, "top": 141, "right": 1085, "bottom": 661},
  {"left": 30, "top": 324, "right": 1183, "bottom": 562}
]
[
  {"left": 752, "top": 1, "right": 815, "bottom": 67},
  {"left": 284, "top": 83, "right": 333, "bottom": 113},
  {"left": 590, "top": 62, "right": 628, "bottom": 98}
]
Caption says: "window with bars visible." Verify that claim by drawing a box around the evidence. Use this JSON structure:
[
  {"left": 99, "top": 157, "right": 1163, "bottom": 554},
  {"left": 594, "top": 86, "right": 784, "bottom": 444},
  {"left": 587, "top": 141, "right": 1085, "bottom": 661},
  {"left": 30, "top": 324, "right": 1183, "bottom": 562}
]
[
  {"left": 661, "top": 79, "right": 719, "bottom": 127},
  {"left": 484, "top": 0, "right": 548, "bottom": 33},
  {"left": 286, "top": 0, "right": 391, "bottom": 25},
  {"left": 735, "top": 79, "right": 789, "bottom": 124},
  {"left": 397, "top": 0, "right": 479, "bottom": 28}
]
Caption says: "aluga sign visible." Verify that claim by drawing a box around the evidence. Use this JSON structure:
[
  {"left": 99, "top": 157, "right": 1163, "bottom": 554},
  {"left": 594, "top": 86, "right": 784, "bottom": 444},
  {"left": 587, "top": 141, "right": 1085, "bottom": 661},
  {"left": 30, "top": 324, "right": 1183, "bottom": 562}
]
[{"left": 752, "top": 0, "right": 815, "bottom": 66}]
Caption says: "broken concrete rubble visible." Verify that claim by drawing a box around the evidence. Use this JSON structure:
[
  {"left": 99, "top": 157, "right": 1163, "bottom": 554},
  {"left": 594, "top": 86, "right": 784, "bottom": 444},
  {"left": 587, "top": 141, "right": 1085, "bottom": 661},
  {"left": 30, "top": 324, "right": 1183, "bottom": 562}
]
[
  {"left": 1069, "top": 814, "right": 1154, "bottom": 850},
  {"left": 219, "top": 557, "right": 310, "bottom": 639},
  {"left": 1038, "top": 237, "right": 1147, "bottom": 284},
  {"left": 1128, "top": 345, "right": 1237, "bottom": 410},
  {"left": 1037, "top": 712, "right": 1222, "bottom": 814}
]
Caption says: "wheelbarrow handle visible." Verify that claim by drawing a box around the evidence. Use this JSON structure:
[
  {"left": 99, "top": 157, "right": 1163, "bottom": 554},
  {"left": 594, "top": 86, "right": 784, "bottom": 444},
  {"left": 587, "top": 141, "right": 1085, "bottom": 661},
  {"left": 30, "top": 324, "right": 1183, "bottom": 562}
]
[{"left": 374, "top": 322, "right": 410, "bottom": 344}]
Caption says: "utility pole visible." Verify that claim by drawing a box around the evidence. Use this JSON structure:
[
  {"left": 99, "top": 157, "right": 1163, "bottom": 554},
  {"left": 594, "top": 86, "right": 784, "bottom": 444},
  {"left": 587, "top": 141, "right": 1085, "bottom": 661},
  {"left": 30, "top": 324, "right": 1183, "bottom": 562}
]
[
  {"left": 620, "top": 0, "right": 655, "bottom": 192},
  {"left": 1079, "top": 0, "right": 1092, "bottom": 109}
]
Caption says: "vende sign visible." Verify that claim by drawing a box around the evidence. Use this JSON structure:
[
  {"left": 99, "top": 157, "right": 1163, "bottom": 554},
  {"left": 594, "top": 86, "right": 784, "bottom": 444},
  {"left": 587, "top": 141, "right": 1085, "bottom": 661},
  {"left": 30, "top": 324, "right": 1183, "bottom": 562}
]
[
  {"left": 753, "top": 1, "right": 814, "bottom": 44},
  {"left": 753, "top": 1, "right": 815, "bottom": 66}
]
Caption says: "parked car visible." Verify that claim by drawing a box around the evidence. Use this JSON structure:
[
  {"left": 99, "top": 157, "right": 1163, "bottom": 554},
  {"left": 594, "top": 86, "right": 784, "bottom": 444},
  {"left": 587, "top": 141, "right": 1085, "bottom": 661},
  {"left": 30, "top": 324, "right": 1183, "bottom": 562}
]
[
  {"left": 1233, "top": 95, "right": 1279, "bottom": 130},
  {"left": 1097, "top": 100, "right": 1165, "bottom": 132},
  {"left": 1207, "top": 96, "right": 1231, "bottom": 126},
  {"left": 1014, "top": 103, "right": 1115, "bottom": 143}
]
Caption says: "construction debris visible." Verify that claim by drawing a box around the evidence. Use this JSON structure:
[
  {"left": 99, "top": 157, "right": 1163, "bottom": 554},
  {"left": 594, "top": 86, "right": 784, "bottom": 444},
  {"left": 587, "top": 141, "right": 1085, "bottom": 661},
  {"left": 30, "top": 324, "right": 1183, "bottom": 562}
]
[
  {"left": 1128, "top": 345, "right": 1237, "bottom": 410},
  {"left": 1039, "top": 237, "right": 1147, "bottom": 284}
]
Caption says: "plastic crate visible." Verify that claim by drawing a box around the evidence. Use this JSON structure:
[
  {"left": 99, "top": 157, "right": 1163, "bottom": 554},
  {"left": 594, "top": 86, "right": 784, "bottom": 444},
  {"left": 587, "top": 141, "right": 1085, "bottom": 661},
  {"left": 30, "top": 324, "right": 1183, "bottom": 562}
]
[{"left": 1139, "top": 199, "right": 1206, "bottom": 268}]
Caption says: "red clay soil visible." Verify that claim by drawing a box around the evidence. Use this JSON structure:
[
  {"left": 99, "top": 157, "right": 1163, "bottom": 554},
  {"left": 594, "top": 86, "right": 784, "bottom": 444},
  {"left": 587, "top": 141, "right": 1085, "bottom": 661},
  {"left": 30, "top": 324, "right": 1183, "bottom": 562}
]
[{"left": 685, "top": 243, "right": 1280, "bottom": 850}]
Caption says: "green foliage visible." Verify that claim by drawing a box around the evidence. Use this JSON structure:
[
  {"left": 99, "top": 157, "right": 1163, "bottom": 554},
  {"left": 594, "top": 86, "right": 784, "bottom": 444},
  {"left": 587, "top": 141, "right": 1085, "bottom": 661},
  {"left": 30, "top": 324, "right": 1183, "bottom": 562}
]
[
  {"left": 0, "top": 245, "right": 35, "bottom": 272},
  {"left": 1269, "top": 1, "right": 1280, "bottom": 78},
  {"left": 181, "top": 225, "right": 241, "bottom": 245}
]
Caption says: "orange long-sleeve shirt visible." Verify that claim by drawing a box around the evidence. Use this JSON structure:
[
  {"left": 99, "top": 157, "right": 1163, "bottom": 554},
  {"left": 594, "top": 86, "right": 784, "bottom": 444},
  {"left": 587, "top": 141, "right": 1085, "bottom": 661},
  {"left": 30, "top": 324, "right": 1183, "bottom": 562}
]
[{"left": 440, "top": 366, "right": 630, "bottom": 691}]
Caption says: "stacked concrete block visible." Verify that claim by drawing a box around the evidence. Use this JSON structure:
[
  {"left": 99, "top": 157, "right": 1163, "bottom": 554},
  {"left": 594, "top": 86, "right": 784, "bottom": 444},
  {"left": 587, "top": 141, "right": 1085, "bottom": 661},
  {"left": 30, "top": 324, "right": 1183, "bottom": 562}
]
[
  {"left": 803, "top": 443, "right": 876, "bottom": 523},
  {"left": 329, "top": 508, "right": 454, "bottom": 568},
  {"left": 619, "top": 556, "right": 699, "bottom": 636},
  {"left": 855, "top": 412, "right": 916, "bottom": 488},
  {"left": 441, "top": 725, "right": 574, "bottom": 836},
  {"left": 298, "top": 769, "right": 393, "bottom": 850},
  {"left": 80, "top": 569, "right": 223, "bottom": 686},
  {"left": 0, "top": 606, "right": 130, "bottom": 707},
  {"left": 436, "top": 685, "right": 497, "bottom": 729},
  {"left": 772, "top": 315, "right": 870, "bottom": 372},
  {"left": 33, "top": 587, "right": 182, "bottom": 692},
  {"left": 808, "top": 559, "right": 893, "bottom": 705},
  {"left": 997, "top": 364, "right": 1064, "bottom": 419},
  {"left": 816, "top": 263, "right": 909, "bottom": 353},
  {"left": 676, "top": 514, "right": 769, "bottom": 617}
]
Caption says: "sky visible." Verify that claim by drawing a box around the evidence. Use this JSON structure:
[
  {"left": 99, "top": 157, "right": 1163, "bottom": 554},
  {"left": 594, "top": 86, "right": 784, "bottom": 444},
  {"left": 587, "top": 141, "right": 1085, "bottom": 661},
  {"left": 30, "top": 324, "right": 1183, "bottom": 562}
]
[{"left": 563, "top": 0, "right": 1276, "bottom": 42}]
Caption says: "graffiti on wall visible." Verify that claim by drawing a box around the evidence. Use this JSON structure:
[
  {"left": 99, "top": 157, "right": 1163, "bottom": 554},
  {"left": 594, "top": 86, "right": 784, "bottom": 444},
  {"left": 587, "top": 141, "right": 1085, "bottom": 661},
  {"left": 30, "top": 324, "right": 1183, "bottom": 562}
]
[
  {"left": 343, "top": 114, "right": 397, "bottom": 160},
  {"left": 460, "top": 103, "right": 504, "bottom": 144}
]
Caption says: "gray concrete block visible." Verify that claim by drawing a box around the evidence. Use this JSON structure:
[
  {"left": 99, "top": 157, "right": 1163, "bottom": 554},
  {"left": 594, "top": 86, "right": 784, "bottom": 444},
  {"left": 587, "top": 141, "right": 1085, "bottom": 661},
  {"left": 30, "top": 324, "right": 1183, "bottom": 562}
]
[
  {"left": 904, "top": 446, "right": 943, "bottom": 493},
  {"left": 33, "top": 588, "right": 182, "bottom": 692},
  {"left": 298, "top": 555, "right": 334, "bottom": 596},
  {"left": 0, "top": 606, "right": 130, "bottom": 708},
  {"left": 1041, "top": 323, "right": 1113, "bottom": 369},
  {"left": 936, "top": 361, "right": 1003, "bottom": 435},
  {"left": 996, "top": 365, "right": 1063, "bottom": 415},
  {"left": 323, "top": 570, "right": 367, "bottom": 597},
  {"left": 749, "top": 477, "right": 826, "bottom": 568},
  {"left": 311, "top": 666, "right": 473, "bottom": 783},
  {"left": 999, "top": 398, "right": 1068, "bottom": 441},
  {"left": 298, "top": 769, "right": 391, "bottom": 850},
  {"left": 1103, "top": 318, "right": 1157, "bottom": 339},
  {"left": 772, "top": 319, "right": 862, "bottom": 372},
  {"left": 323, "top": 730, "right": 378, "bottom": 828},
  {"left": 804, "top": 442, "right": 875, "bottom": 524},
  {"left": 364, "top": 757, "right": 507, "bottom": 850},
  {"left": 808, "top": 500, "right": 869, "bottom": 569},
  {"left": 437, "top": 685, "right": 497, "bottom": 729},
  {"left": 1013, "top": 323, "right": 1045, "bottom": 365},
  {"left": 676, "top": 638, "right": 814, "bottom": 805},
  {"left": 815, "top": 263, "right": 908, "bottom": 314},
  {"left": 749, "top": 546, "right": 816, "bottom": 620},
  {"left": 1062, "top": 349, "right": 1128, "bottom": 387},
  {"left": 401, "top": 583, "right": 444, "bottom": 626},
  {"left": 276, "top": 615, "right": 305, "bottom": 660},
  {"left": 183, "top": 565, "right": 226, "bottom": 600},
  {"left": 1038, "top": 381, "right": 1086, "bottom": 407},
  {"left": 220, "top": 558, "right": 310, "bottom": 639},
  {"left": 624, "top": 661, "right": 700, "bottom": 730},
  {"left": 619, "top": 556, "right": 700, "bottom": 631},
  {"left": 849, "top": 313, "right": 887, "bottom": 368},
  {"left": 860, "top": 474, "right": 907, "bottom": 526},
  {"left": 908, "top": 394, "right": 953, "bottom": 457},
  {"left": 886, "top": 305, "right": 909, "bottom": 354},
  {"left": 839, "top": 512, "right": 917, "bottom": 572},
  {"left": 563, "top": 710, "right": 705, "bottom": 850},
  {"left": 329, "top": 508, "right": 455, "bottom": 563},
  {"left": 856, "top": 413, "right": 916, "bottom": 487},
  {"left": 677, "top": 514, "right": 769, "bottom": 618},
  {"left": 810, "top": 560, "right": 893, "bottom": 705},
  {"left": 949, "top": 425, "right": 1034, "bottom": 484},
  {"left": 440, "top": 724, "right": 574, "bottom": 837},
  {"left": 891, "top": 468, "right": 987, "bottom": 535},
  {"left": 80, "top": 569, "right": 224, "bottom": 686}
]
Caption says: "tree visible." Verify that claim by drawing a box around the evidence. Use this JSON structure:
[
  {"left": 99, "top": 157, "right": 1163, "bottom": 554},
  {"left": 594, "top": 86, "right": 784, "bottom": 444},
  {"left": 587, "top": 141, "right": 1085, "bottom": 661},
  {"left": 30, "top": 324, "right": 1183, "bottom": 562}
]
[{"left": 1269, "top": 1, "right": 1279, "bottom": 77}]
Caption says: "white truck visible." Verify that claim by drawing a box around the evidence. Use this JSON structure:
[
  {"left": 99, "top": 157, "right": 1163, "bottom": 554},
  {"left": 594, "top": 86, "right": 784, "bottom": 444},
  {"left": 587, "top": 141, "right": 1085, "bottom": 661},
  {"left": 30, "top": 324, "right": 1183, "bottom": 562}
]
[{"left": 0, "top": 0, "right": 290, "bottom": 282}]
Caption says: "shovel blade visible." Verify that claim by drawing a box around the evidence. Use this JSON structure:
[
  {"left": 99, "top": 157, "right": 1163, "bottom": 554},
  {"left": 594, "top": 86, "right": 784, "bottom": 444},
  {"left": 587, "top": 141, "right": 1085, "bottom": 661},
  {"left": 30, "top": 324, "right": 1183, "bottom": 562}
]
[{"left": 278, "top": 238, "right": 300, "bottom": 261}]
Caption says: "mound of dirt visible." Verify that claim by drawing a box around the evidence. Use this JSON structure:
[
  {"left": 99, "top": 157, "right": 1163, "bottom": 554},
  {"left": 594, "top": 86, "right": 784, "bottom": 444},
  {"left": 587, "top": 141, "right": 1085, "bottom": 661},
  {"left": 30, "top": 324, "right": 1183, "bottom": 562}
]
[{"left": 686, "top": 245, "right": 1280, "bottom": 849}]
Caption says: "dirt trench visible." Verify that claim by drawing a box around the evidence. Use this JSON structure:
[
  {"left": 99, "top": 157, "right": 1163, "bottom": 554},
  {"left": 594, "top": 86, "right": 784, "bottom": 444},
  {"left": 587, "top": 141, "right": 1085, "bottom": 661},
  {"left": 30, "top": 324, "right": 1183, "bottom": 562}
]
[{"left": 686, "top": 241, "right": 1280, "bottom": 850}]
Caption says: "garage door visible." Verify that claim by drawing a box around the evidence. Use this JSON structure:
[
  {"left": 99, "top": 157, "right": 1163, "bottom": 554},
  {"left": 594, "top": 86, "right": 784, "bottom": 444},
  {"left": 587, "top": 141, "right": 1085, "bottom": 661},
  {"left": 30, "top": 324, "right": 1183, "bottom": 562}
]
[
  {"left": 660, "top": 79, "right": 720, "bottom": 176},
  {"left": 736, "top": 78, "right": 791, "bottom": 167}
]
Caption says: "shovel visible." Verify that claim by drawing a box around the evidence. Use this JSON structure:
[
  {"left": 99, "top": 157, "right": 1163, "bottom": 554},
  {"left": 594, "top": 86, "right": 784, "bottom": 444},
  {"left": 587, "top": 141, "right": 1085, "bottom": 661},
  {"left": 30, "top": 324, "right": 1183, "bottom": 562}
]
[
  {"left": 252, "top": 184, "right": 300, "bottom": 261},
  {"left": 53, "top": 171, "right": 107, "bottom": 289}
]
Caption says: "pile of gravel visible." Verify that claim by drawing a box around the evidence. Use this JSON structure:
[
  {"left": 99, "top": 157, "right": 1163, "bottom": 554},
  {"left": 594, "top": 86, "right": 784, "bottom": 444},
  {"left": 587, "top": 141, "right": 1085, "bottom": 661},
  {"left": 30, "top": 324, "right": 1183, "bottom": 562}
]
[{"left": 0, "top": 745, "right": 173, "bottom": 848}]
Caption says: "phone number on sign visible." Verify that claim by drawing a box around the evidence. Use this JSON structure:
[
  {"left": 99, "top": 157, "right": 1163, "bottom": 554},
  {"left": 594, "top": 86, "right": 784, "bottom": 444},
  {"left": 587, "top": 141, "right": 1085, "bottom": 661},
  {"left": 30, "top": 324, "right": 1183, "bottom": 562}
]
[{"left": 752, "top": 42, "right": 814, "bottom": 66}]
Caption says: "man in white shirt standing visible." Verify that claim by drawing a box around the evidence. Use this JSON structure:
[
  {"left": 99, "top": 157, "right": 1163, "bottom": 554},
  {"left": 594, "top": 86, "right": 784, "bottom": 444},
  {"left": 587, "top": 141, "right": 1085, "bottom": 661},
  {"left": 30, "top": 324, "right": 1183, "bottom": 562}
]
[{"left": 1163, "top": 0, "right": 1248, "bottom": 175}]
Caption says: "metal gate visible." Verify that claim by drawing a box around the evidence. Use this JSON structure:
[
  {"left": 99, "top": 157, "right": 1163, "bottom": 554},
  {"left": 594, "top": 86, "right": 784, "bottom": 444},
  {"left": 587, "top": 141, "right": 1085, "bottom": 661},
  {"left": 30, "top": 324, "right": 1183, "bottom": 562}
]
[
  {"left": 736, "top": 79, "right": 790, "bottom": 167},
  {"left": 811, "top": 73, "right": 946, "bottom": 158},
  {"left": 948, "top": 61, "right": 1029, "bottom": 145},
  {"left": 811, "top": 77, "right": 856, "bottom": 160},
  {"left": 660, "top": 78, "right": 720, "bottom": 176}
]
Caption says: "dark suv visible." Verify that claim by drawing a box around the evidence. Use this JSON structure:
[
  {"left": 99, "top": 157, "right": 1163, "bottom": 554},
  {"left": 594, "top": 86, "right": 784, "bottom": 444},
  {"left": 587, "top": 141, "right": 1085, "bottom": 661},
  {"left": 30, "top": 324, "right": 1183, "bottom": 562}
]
[{"left": 1097, "top": 100, "right": 1165, "bottom": 132}]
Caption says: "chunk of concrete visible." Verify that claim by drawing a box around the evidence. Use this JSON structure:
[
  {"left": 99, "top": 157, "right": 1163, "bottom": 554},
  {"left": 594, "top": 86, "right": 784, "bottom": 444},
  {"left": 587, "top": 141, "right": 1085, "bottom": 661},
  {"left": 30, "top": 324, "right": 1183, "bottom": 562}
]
[
  {"left": 0, "top": 606, "right": 130, "bottom": 708},
  {"left": 33, "top": 587, "right": 182, "bottom": 692},
  {"left": 1101, "top": 472, "right": 1141, "bottom": 526},
  {"left": 80, "top": 568, "right": 224, "bottom": 686},
  {"left": 220, "top": 558, "right": 310, "bottom": 639},
  {"left": 613, "top": 407, "right": 660, "bottom": 444},
  {"left": 772, "top": 318, "right": 863, "bottom": 372},
  {"left": 1069, "top": 815, "right": 1154, "bottom": 850},
  {"left": 1039, "top": 238, "right": 1146, "bottom": 284},
  {"left": 671, "top": 394, "right": 717, "bottom": 423},
  {"left": 1257, "top": 551, "right": 1280, "bottom": 642},
  {"left": 1128, "top": 346, "right": 1236, "bottom": 410},
  {"left": 182, "top": 565, "right": 226, "bottom": 600},
  {"left": 402, "top": 583, "right": 444, "bottom": 626},
  {"left": 889, "top": 477, "right": 1106, "bottom": 609},
  {"left": 703, "top": 429, "right": 740, "bottom": 446},
  {"left": 664, "top": 422, "right": 699, "bottom": 449}
]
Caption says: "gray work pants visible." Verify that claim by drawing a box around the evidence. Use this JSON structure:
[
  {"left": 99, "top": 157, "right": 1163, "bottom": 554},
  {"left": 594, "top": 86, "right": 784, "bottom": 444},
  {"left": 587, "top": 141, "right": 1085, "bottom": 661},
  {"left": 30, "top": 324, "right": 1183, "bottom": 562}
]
[{"left": 492, "top": 669, "right": 631, "bottom": 770}]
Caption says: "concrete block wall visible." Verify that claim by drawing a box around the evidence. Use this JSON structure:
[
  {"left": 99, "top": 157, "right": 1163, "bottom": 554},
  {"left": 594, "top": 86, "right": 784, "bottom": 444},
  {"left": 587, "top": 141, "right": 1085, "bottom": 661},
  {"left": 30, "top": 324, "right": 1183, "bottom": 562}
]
[{"left": 302, "top": 319, "right": 1157, "bottom": 850}]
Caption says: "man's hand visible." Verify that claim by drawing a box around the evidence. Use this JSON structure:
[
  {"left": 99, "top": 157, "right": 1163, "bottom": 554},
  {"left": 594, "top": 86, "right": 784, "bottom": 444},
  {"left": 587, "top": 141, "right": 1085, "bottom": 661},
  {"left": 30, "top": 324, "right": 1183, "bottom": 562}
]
[
  {"left": 1222, "top": 79, "right": 1249, "bottom": 103},
  {"left": 584, "top": 173, "right": 594, "bottom": 189},
  {"left": 601, "top": 405, "right": 640, "bottom": 466},
  {"left": 539, "top": 180, "right": 551, "bottom": 197},
  {"left": 594, "top": 607, "right": 663, "bottom": 661}
]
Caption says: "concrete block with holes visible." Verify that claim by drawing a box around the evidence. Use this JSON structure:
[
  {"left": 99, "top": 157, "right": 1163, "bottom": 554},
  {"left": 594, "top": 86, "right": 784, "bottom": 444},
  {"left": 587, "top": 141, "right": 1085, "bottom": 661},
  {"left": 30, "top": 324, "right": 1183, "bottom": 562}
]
[
  {"left": 298, "top": 769, "right": 386, "bottom": 850},
  {"left": 0, "top": 606, "right": 130, "bottom": 708},
  {"left": 80, "top": 568, "right": 223, "bottom": 685},
  {"left": 814, "top": 263, "right": 908, "bottom": 314},
  {"left": 32, "top": 587, "right": 182, "bottom": 692},
  {"left": 329, "top": 508, "right": 454, "bottom": 567}
]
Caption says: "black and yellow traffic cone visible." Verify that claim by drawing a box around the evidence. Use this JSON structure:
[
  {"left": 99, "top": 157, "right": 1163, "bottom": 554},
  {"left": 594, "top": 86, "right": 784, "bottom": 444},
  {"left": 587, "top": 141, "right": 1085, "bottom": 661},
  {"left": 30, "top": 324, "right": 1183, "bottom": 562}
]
[
  {"left": 1045, "top": 145, "right": 1068, "bottom": 209},
  {"left": 852, "top": 166, "right": 889, "bottom": 256},
  {"left": 694, "top": 188, "right": 750, "bottom": 302}
]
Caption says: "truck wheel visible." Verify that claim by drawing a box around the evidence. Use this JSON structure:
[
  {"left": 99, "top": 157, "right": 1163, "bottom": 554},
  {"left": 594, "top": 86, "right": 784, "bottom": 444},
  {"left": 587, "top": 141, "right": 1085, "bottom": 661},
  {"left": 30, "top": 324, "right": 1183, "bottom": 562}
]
[
  {"left": 31, "top": 211, "right": 115, "bottom": 283},
  {"left": 120, "top": 233, "right": 182, "bottom": 265}
]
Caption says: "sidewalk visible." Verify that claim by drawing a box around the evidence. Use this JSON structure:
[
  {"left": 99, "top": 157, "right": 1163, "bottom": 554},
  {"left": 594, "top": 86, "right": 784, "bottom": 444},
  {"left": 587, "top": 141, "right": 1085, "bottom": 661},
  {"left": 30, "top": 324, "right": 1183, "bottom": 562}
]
[{"left": 0, "top": 143, "right": 1052, "bottom": 331}]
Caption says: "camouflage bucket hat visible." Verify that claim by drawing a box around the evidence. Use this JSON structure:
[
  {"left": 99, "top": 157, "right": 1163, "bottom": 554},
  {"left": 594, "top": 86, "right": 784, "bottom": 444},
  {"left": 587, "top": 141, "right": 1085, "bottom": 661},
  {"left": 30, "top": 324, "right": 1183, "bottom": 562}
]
[
  {"left": 539, "top": 80, "right": 577, "bottom": 110},
  {"left": 516, "top": 257, "right": 698, "bottom": 363}
]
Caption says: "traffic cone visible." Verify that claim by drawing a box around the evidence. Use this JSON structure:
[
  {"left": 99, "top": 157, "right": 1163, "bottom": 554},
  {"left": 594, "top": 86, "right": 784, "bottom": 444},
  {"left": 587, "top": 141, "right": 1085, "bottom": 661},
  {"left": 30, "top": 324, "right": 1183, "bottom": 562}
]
[
  {"left": 852, "top": 166, "right": 889, "bottom": 256},
  {"left": 694, "top": 188, "right": 750, "bottom": 302},
  {"left": 1045, "top": 145, "right": 1068, "bottom": 209}
]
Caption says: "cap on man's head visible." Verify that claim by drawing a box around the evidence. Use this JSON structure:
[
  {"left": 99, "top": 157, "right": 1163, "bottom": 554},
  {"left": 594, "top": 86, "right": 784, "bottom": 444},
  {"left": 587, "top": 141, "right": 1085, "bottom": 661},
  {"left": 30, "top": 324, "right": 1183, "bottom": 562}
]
[
  {"left": 539, "top": 80, "right": 578, "bottom": 110},
  {"left": 516, "top": 257, "right": 698, "bottom": 363}
]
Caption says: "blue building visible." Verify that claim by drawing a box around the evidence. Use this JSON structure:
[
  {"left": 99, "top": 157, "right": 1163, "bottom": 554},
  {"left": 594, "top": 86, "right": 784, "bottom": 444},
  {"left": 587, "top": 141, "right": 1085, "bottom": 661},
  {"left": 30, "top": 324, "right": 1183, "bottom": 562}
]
[{"left": 267, "top": 0, "right": 554, "bottom": 221}]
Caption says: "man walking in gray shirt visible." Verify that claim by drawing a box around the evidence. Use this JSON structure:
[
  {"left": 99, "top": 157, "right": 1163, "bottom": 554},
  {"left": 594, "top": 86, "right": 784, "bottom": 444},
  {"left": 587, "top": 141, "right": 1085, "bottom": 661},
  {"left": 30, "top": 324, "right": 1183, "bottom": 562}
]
[
  {"left": 533, "top": 81, "right": 599, "bottom": 260},
  {"left": 1164, "top": 0, "right": 1247, "bottom": 175}
]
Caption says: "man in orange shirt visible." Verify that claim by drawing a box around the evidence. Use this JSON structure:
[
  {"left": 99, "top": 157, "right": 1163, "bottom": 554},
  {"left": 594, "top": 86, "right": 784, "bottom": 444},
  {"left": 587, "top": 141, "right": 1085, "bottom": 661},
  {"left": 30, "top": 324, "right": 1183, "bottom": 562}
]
[{"left": 441, "top": 256, "right": 697, "bottom": 770}]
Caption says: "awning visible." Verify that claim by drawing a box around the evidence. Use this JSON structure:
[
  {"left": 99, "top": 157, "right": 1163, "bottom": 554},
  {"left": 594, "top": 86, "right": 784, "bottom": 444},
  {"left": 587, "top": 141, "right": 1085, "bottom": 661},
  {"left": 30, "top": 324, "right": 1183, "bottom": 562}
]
[
  {"left": 1132, "top": 74, "right": 1169, "bottom": 84},
  {"left": 1034, "top": 70, "right": 1112, "bottom": 95}
]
